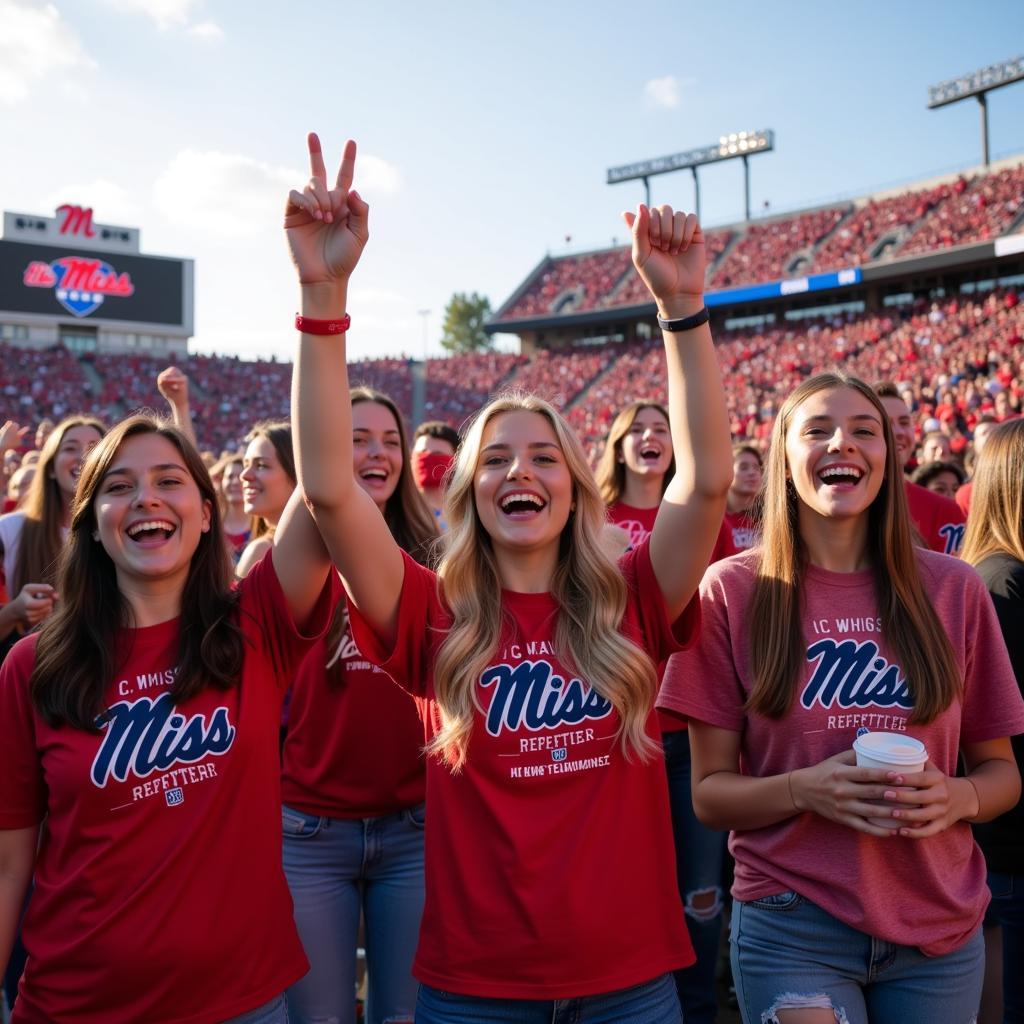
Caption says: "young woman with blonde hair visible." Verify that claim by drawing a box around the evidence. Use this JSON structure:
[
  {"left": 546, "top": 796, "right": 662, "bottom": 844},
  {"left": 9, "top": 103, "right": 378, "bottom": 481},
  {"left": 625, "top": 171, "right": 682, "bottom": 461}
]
[
  {"left": 0, "top": 414, "right": 335, "bottom": 1023},
  {"left": 286, "top": 133, "right": 732, "bottom": 1021},
  {"left": 662, "top": 371, "right": 1024, "bottom": 1024},
  {"left": 960, "top": 418, "right": 1024, "bottom": 1024}
]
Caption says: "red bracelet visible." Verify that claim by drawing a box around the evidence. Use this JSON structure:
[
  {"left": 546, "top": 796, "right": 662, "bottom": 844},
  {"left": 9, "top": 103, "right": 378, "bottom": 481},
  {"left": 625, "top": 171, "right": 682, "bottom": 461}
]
[{"left": 295, "top": 313, "right": 351, "bottom": 335}]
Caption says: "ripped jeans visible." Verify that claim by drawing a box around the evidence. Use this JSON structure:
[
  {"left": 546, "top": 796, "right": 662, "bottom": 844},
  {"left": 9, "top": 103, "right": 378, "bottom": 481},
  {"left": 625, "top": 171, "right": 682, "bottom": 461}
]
[
  {"left": 731, "top": 891, "right": 984, "bottom": 1024},
  {"left": 663, "top": 728, "right": 727, "bottom": 1024}
]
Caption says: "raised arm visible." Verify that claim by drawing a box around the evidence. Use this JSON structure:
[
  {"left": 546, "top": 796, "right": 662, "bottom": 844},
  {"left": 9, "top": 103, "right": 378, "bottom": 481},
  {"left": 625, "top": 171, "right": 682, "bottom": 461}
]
[
  {"left": 623, "top": 204, "right": 733, "bottom": 619},
  {"left": 156, "top": 366, "right": 196, "bottom": 446},
  {"left": 287, "top": 133, "right": 404, "bottom": 644}
]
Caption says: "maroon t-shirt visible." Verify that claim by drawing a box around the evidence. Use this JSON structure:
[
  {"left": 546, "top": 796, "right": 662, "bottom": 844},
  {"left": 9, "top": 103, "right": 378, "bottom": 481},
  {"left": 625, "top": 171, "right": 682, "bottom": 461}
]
[
  {"left": 0, "top": 556, "right": 336, "bottom": 1024},
  {"left": 347, "top": 540, "right": 699, "bottom": 998},
  {"left": 660, "top": 549, "right": 1024, "bottom": 956}
]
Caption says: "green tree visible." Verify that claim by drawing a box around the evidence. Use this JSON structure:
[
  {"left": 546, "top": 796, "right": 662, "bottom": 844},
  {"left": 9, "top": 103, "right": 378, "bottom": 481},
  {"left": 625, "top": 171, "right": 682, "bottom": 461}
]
[{"left": 440, "top": 292, "right": 493, "bottom": 353}]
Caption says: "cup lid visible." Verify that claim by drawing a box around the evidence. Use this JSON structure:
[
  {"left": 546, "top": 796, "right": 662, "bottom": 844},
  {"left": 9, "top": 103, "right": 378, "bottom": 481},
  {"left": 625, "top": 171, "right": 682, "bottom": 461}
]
[{"left": 852, "top": 731, "right": 927, "bottom": 765}]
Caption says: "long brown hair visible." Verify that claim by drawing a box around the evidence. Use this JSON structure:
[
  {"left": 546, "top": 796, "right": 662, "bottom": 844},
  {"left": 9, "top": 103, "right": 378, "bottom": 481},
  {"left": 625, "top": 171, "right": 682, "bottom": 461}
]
[
  {"left": 12, "top": 415, "right": 105, "bottom": 593},
  {"left": 961, "top": 419, "right": 1024, "bottom": 565},
  {"left": 595, "top": 401, "right": 675, "bottom": 506},
  {"left": 30, "top": 416, "right": 245, "bottom": 730},
  {"left": 244, "top": 420, "right": 295, "bottom": 540},
  {"left": 325, "top": 388, "right": 438, "bottom": 664},
  {"left": 747, "top": 372, "right": 961, "bottom": 724}
]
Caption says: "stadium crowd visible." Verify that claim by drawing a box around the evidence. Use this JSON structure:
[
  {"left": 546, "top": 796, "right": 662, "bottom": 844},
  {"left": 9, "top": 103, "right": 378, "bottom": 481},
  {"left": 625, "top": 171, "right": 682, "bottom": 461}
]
[{"left": 0, "top": 138, "right": 1022, "bottom": 1024}]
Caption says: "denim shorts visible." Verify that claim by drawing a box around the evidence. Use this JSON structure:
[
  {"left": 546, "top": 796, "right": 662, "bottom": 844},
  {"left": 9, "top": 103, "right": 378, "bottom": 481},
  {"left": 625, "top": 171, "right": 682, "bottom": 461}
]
[
  {"left": 414, "top": 972, "right": 681, "bottom": 1023},
  {"left": 731, "top": 891, "right": 984, "bottom": 1024}
]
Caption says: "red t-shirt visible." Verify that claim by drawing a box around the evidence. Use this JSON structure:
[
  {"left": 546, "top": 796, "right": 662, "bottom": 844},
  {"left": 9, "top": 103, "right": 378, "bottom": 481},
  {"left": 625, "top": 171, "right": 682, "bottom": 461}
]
[
  {"left": 606, "top": 501, "right": 733, "bottom": 733},
  {"left": 659, "top": 550, "right": 1024, "bottom": 956},
  {"left": 346, "top": 541, "right": 699, "bottom": 998},
  {"left": 607, "top": 502, "right": 735, "bottom": 561},
  {"left": 0, "top": 556, "right": 336, "bottom": 1024},
  {"left": 282, "top": 602, "right": 427, "bottom": 818},
  {"left": 905, "top": 479, "right": 966, "bottom": 555},
  {"left": 723, "top": 508, "right": 758, "bottom": 552},
  {"left": 956, "top": 480, "right": 973, "bottom": 516}
]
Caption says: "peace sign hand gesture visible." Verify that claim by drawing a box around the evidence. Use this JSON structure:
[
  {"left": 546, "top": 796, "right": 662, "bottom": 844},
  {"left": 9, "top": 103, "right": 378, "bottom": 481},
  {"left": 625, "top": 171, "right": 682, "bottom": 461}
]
[
  {"left": 623, "top": 203, "right": 706, "bottom": 319},
  {"left": 285, "top": 133, "right": 369, "bottom": 287}
]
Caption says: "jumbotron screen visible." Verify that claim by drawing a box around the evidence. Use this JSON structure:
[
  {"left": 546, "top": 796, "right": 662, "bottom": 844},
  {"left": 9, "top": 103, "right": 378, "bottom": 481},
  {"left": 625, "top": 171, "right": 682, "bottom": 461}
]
[{"left": 0, "top": 239, "right": 186, "bottom": 327}]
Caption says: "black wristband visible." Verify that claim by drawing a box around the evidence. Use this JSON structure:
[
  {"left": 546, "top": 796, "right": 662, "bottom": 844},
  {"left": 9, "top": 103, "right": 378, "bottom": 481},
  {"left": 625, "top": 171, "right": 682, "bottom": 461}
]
[{"left": 657, "top": 306, "right": 710, "bottom": 332}]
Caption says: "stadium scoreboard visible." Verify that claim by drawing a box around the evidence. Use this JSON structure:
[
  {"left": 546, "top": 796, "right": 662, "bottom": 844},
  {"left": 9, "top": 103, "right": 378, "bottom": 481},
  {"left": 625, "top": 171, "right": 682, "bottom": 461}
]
[{"left": 0, "top": 204, "right": 193, "bottom": 357}]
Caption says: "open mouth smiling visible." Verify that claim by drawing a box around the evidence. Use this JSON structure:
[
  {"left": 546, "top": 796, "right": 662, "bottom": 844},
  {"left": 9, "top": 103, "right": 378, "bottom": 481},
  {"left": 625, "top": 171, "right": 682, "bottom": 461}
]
[
  {"left": 817, "top": 464, "right": 865, "bottom": 488},
  {"left": 499, "top": 490, "right": 548, "bottom": 517},
  {"left": 126, "top": 519, "right": 177, "bottom": 543}
]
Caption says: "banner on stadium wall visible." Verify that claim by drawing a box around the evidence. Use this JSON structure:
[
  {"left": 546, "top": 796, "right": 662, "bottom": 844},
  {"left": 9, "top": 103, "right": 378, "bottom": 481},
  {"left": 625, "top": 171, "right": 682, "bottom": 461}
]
[
  {"left": 705, "top": 267, "right": 862, "bottom": 307},
  {"left": 0, "top": 239, "right": 187, "bottom": 326}
]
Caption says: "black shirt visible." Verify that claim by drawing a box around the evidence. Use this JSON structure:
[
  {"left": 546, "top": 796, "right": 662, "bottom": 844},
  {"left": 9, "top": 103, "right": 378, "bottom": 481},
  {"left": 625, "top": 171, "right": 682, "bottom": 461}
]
[{"left": 973, "top": 552, "right": 1024, "bottom": 874}]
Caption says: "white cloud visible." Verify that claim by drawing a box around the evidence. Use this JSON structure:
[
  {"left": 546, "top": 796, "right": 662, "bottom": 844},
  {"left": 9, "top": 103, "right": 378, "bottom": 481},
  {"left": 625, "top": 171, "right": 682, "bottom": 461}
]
[
  {"left": 187, "top": 19, "right": 223, "bottom": 40},
  {"left": 100, "top": 0, "right": 222, "bottom": 36},
  {"left": 357, "top": 155, "right": 402, "bottom": 195},
  {"left": 644, "top": 74, "right": 681, "bottom": 110},
  {"left": 39, "top": 180, "right": 143, "bottom": 226},
  {"left": 153, "top": 150, "right": 298, "bottom": 237},
  {"left": 153, "top": 147, "right": 402, "bottom": 237},
  {"left": 0, "top": 0, "right": 95, "bottom": 106}
]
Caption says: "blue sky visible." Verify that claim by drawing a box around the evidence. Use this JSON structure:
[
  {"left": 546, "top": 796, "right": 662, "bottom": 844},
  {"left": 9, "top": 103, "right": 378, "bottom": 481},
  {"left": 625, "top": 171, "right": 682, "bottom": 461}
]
[{"left": 2, "top": 0, "right": 1022, "bottom": 361}]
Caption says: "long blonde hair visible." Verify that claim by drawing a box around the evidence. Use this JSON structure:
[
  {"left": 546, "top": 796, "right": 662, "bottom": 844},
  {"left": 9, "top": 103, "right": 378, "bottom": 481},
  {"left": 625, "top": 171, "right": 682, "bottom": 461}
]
[
  {"left": 594, "top": 400, "right": 674, "bottom": 506},
  {"left": 748, "top": 373, "right": 961, "bottom": 724},
  {"left": 430, "top": 392, "right": 659, "bottom": 770},
  {"left": 961, "top": 419, "right": 1024, "bottom": 566}
]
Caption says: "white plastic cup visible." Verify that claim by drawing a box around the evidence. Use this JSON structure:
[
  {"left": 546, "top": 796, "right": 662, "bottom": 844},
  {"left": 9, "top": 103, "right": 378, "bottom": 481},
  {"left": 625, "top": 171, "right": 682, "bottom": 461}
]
[{"left": 852, "top": 732, "right": 928, "bottom": 829}]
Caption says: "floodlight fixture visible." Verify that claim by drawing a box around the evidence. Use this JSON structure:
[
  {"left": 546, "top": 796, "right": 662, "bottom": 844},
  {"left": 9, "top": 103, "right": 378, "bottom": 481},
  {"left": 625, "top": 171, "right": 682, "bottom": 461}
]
[
  {"left": 927, "top": 56, "right": 1024, "bottom": 166},
  {"left": 606, "top": 130, "right": 774, "bottom": 221}
]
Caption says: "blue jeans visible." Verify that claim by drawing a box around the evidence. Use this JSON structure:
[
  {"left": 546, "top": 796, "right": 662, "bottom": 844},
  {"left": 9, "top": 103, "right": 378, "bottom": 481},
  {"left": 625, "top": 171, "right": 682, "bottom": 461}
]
[
  {"left": 731, "top": 891, "right": 984, "bottom": 1024},
  {"left": 224, "top": 994, "right": 289, "bottom": 1022},
  {"left": 282, "top": 803, "right": 425, "bottom": 1024},
  {"left": 663, "top": 729, "right": 726, "bottom": 1024},
  {"left": 414, "top": 973, "right": 681, "bottom": 1023},
  {"left": 987, "top": 871, "right": 1024, "bottom": 1022}
]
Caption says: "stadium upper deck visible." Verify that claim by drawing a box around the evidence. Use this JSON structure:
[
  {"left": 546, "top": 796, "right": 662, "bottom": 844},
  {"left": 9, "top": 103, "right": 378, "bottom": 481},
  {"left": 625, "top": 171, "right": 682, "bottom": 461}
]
[{"left": 487, "top": 158, "right": 1024, "bottom": 333}]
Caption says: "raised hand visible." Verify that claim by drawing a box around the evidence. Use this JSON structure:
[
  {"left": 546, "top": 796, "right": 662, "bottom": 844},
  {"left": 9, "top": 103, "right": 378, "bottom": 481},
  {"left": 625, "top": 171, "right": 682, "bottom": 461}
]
[
  {"left": 285, "top": 133, "right": 369, "bottom": 287},
  {"left": 0, "top": 420, "right": 29, "bottom": 454},
  {"left": 9, "top": 583, "right": 57, "bottom": 629},
  {"left": 622, "top": 203, "right": 705, "bottom": 317},
  {"left": 157, "top": 366, "right": 190, "bottom": 411}
]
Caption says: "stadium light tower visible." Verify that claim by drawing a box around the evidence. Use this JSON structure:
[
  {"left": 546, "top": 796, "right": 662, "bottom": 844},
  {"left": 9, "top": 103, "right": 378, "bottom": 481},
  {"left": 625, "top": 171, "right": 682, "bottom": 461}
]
[
  {"left": 927, "top": 56, "right": 1024, "bottom": 167},
  {"left": 606, "top": 130, "right": 774, "bottom": 222}
]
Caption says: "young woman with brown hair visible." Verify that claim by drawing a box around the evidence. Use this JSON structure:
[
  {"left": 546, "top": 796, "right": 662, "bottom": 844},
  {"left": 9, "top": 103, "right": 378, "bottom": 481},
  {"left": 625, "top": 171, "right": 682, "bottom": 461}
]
[
  {"left": 287, "top": 133, "right": 732, "bottom": 1021},
  {"left": 281, "top": 385, "right": 438, "bottom": 1024},
  {"left": 596, "top": 397, "right": 727, "bottom": 1024},
  {"left": 211, "top": 453, "right": 251, "bottom": 562},
  {"left": 662, "top": 372, "right": 1024, "bottom": 1024},
  {"left": 0, "top": 415, "right": 335, "bottom": 1024},
  {"left": 960, "top": 418, "right": 1024, "bottom": 1024},
  {"left": 237, "top": 420, "right": 296, "bottom": 577},
  {"left": 0, "top": 416, "right": 105, "bottom": 655}
]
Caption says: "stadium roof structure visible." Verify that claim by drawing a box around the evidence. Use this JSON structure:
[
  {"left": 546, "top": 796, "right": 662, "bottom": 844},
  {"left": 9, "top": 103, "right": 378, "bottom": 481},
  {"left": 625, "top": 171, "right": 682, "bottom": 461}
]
[{"left": 487, "top": 156, "right": 1024, "bottom": 338}]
